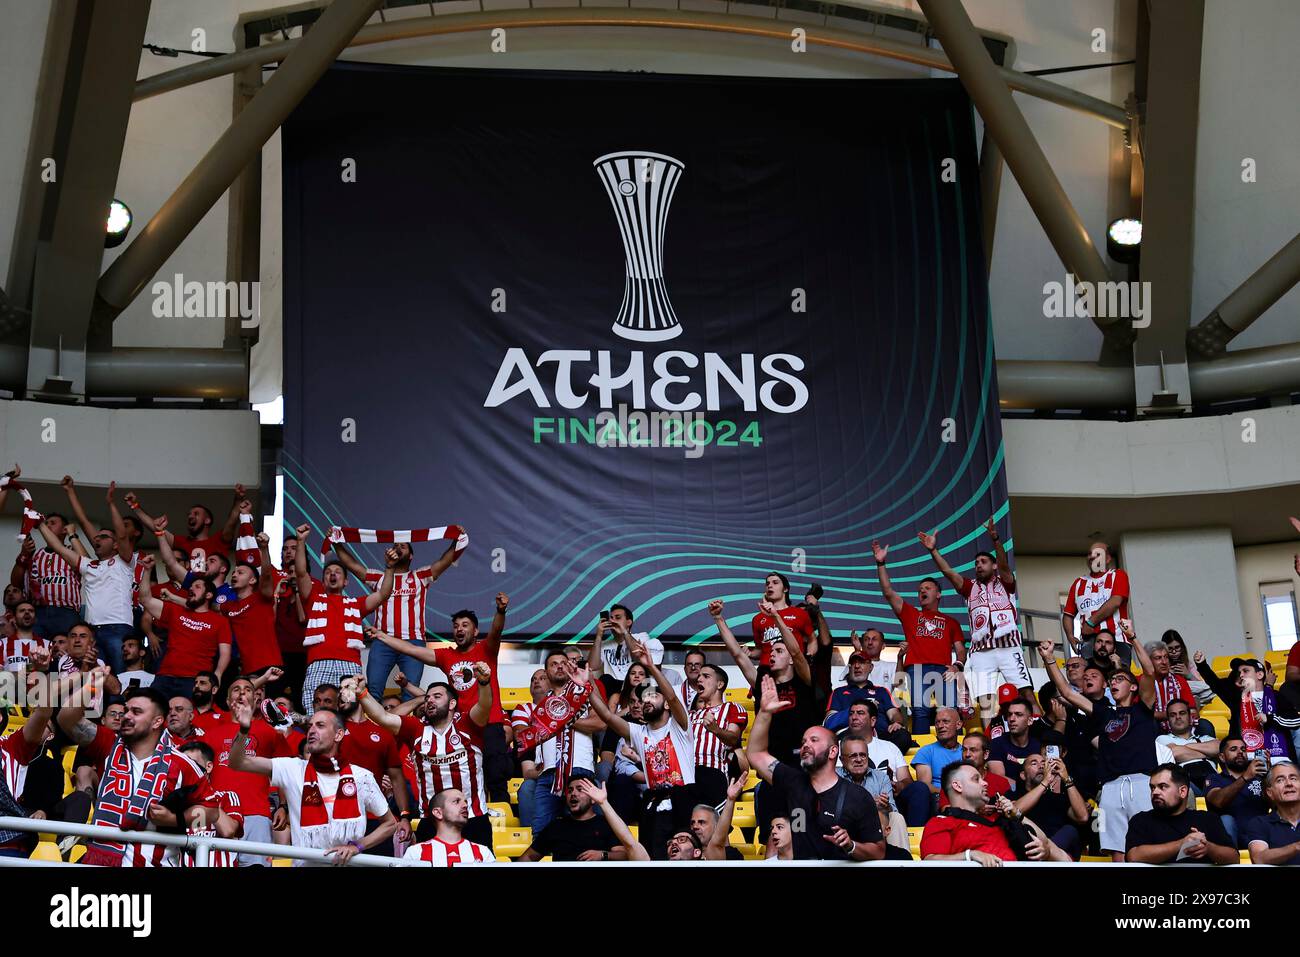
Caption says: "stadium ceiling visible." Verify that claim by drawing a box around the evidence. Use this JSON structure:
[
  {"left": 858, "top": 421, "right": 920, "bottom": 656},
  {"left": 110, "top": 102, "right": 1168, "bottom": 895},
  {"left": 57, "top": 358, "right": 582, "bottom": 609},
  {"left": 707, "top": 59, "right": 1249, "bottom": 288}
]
[{"left": 3, "top": 0, "right": 1297, "bottom": 412}]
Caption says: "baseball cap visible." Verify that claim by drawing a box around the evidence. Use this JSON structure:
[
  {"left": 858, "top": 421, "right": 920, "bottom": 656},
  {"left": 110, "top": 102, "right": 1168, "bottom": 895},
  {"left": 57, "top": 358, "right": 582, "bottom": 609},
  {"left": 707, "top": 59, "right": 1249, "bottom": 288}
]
[
  {"left": 1230, "top": 657, "right": 1264, "bottom": 672},
  {"left": 997, "top": 683, "right": 1019, "bottom": 706},
  {"left": 848, "top": 651, "right": 869, "bottom": 665}
]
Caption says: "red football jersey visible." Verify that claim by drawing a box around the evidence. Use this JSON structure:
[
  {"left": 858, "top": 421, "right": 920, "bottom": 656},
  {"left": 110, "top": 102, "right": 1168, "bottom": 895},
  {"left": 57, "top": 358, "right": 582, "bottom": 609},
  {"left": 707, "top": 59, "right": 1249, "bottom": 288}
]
[
  {"left": 340, "top": 719, "right": 403, "bottom": 782},
  {"left": 750, "top": 606, "right": 813, "bottom": 668},
  {"left": 896, "top": 602, "right": 964, "bottom": 666},
  {"left": 156, "top": 603, "right": 232, "bottom": 677},
  {"left": 223, "top": 589, "right": 282, "bottom": 673},
  {"left": 204, "top": 718, "right": 292, "bottom": 817},
  {"left": 396, "top": 712, "right": 487, "bottom": 818},
  {"left": 919, "top": 813, "right": 1017, "bottom": 861},
  {"left": 432, "top": 641, "right": 504, "bottom": 724}
]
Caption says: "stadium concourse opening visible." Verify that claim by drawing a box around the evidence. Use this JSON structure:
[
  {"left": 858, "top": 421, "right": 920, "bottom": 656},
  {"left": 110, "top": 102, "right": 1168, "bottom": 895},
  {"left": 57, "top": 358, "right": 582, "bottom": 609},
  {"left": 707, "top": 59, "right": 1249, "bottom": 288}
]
[{"left": 2, "top": 0, "right": 1300, "bottom": 937}]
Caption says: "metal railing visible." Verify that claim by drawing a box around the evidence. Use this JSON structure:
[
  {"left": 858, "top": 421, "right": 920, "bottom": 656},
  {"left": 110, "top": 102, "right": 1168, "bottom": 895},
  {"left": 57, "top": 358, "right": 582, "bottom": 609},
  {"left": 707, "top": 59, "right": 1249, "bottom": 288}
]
[{"left": 0, "top": 817, "right": 402, "bottom": 868}]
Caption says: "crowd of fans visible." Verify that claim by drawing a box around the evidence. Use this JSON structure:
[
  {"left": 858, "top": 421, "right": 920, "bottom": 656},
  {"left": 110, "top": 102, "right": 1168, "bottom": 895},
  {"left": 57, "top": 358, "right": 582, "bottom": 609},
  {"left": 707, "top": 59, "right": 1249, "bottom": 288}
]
[{"left": 2, "top": 465, "right": 1300, "bottom": 868}]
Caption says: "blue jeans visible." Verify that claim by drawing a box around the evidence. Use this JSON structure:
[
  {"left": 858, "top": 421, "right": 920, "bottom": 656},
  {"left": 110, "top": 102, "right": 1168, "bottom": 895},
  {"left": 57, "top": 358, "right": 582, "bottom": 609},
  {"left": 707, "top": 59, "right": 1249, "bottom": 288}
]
[
  {"left": 1221, "top": 814, "right": 1241, "bottom": 848},
  {"left": 93, "top": 623, "right": 134, "bottom": 676},
  {"left": 367, "top": 637, "right": 427, "bottom": 700},
  {"left": 517, "top": 777, "right": 537, "bottom": 830},
  {"left": 532, "top": 771, "right": 564, "bottom": 836},
  {"left": 35, "top": 605, "right": 79, "bottom": 640},
  {"left": 897, "top": 779, "right": 933, "bottom": 826},
  {"left": 907, "top": 664, "right": 957, "bottom": 734}
]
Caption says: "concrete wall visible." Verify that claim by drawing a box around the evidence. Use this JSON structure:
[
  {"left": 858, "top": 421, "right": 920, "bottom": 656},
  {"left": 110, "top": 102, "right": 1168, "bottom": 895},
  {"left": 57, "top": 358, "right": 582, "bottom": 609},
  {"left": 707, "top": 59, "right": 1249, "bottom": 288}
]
[{"left": 1235, "top": 541, "right": 1300, "bottom": 652}]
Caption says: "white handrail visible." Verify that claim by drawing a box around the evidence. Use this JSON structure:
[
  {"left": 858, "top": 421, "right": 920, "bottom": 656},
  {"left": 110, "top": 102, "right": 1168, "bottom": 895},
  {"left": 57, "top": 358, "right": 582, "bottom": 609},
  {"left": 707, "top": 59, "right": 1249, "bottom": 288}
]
[{"left": 0, "top": 816, "right": 402, "bottom": 867}]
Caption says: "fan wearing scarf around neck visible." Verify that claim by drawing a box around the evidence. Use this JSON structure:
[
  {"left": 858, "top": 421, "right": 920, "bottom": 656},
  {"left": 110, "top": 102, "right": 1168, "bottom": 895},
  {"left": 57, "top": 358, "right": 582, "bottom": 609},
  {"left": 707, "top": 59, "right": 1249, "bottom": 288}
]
[
  {"left": 55, "top": 679, "right": 220, "bottom": 867},
  {"left": 229, "top": 699, "right": 396, "bottom": 865}
]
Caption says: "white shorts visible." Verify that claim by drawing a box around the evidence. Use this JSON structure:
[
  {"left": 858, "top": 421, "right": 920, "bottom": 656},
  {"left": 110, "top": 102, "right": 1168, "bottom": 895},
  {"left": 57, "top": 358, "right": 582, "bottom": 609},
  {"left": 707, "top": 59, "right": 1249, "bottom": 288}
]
[
  {"left": 1098, "top": 773, "right": 1152, "bottom": 853},
  {"left": 966, "top": 646, "right": 1031, "bottom": 698}
]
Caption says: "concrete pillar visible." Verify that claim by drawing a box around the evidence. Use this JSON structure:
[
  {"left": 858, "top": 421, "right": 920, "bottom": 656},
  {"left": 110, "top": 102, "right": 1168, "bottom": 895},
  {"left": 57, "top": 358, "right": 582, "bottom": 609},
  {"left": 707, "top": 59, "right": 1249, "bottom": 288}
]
[{"left": 1118, "top": 527, "right": 1245, "bottom": 659}]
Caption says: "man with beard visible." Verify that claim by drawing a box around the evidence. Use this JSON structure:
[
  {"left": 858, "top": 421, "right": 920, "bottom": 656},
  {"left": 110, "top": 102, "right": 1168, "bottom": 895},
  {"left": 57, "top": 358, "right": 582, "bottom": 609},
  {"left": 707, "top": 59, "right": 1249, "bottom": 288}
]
[
  {"left": 334, "top": 674, "right": 411, "bottom": 854},
  {"left": 849, "top": 699, "right": 931, "bottom": 826},
  {"left": 693, "top": 774, "right": 749, "bottom": 860},
  {"left": 711, "top": 597, "right": 817, "bottom": 840},
  {"left": 230, "top": 701, "right": 394, "bottom": 866},
  {"left": 140, "top": 577, "right": 232, "bottom": 702},
  {"left": 218, "top": 533, "right": 283, "bottom": 681},
  {"left": 402, "top": 789, "right": 495, "bottom": 866},
  {"left": 58, "top": 681, "right": 219, "bottom": 866},
  {"left": 1041, "top": 640, "right": 1159, "bottom": 860},
  {"left": 824, "top": 649, "right": 912, "bottom": 753},
  {"left": 292, "top": 524, "right": 394, "bottom": 715},
  {"left": 850, "top": 627, "right": 897, "bottom": 690},
  {"left": 748, "top": 674, "right": 885, "bottom": 861},
  {"left": 203, "top": 676, "right": 296, "bottom": 865},
  {"left": 920, "top": 760, "right": 1071, "bottom": 866},
  {"left": 986, "top": 699, "right": 1065, "bottom": 783},
  {"left": 918, "top": 519, "right": 1033, "bottom": 717},
  {"left": 128, "top": 489, "right": 240, "bottom": 572},
  {"left": 1014, "top": 750, "right": 1090, "bottom": 858},
  {"left": 1155, "top": 698, "right": 1219, "bottom": 792},
  {"left": 1084, "top": 630, "right": 1122, "bottom": 680},
  {"left": 1206, "top": 738, "right": 1270, "bottom": 847},
  {"left": 872, "top": 539, "right": 966, "bottom": 735},
  {"left": 353, "top": 663, "right": 494, "bottom": 849},
  {"left": 366, "top": 593, "right": 510, "bottom": 802},
  {"left": 190, "top": 671, "right": 227, "bottom": 734},
  {"left": 118, "top": 635, "right": 155, "bottom": 689},
  {"left": 1125, "top": 763, "right": 1237, "bottom": 864},
  {"left": 588, "top": 639, "right": 696, "bottom": 860},
  {"left": 945, "top": 732, "right": 1013, "bottom": 806},
  {"left": 517, "top": 775, "right": 625, "bottom": 861},
  {"left": 271, "top": 534, "right": 306, "bottom": 697},
  {"left": 1062, "top": 542, "right": 1132, "bottom": 667},
  {"left": 1244, "top": 762, "right": 1300, "bottom": 865}
]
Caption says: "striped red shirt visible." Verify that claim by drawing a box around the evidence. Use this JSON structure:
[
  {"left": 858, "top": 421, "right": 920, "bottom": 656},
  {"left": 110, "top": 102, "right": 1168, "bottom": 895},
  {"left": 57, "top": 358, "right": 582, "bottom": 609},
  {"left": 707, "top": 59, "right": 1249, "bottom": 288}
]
[
  {"left": 395, "top": 712, "right": 487, "bottom": 819},
  {"left": 2, "top": 635, "right": 49, "bottom": 672},
  {"left": 403, "top": 836, "right": 494, "bottom": 866},
  {"left": 363, "top": 567, "right": 433, "bottom": 641},
  {"left": 691, "top": 701, "right": 748, "bottom": 772},
  {"left": 25, "top": 548, "right": 80, "bottom": 609},
  {"left": 174, "top": 788, "right": 244, "bottom": 868}
]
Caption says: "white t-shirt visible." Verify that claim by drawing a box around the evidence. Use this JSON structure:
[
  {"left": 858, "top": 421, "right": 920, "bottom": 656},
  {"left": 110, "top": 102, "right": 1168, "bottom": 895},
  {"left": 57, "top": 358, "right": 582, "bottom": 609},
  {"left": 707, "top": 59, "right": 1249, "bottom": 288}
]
[
  {"left": 1154, "top": 733, "right": 1215, "bottom": 767},
  {"left": 866, "top": 737, "right": 908, "bottom": 780},
  {"left": 269, "top": 757, "right": 388, "bottom": 864},
  {"left": 119, "top": 669, "right": 156, "bottom": 689},
  {"left": 601, "top": 632, "right": 663, "bottom": 680},
  {"left": 78, "top": 554, "right": 137, "bottom": 626},
  {"left": 869, "top": 660, "right": 896, "bottom": 690},
  {"left": 626, "top": 716, "right": 695, "bottom": 809}
]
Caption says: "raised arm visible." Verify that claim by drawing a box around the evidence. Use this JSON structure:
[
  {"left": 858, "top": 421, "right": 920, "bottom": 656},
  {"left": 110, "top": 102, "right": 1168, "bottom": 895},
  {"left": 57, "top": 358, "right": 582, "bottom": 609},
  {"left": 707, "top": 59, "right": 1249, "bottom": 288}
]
[
  {"left": 1037, "top": 641, "right": 1092, "bottom": 713},
  {"left": 352, "top": 674, "right": 402, "bottom": 734},
  {"left": 228, "top": 702, "right": 274, "bottom": 777},
  {"left": 361, "top": 563, "right": 395, "bottom": 615},
  {"left": 55, "top": 669, "right": 112, "bottom": 745},
  {"left": 871, "top": 540, "right": 905, "bottom": 615},
  {"left": 362, "top": 624, "right": 440, "bottom": 666},
  {"left": 257, "top": 533, "right": 277, "bottom": 599},
  {"left": 60, "top": 475, "right": 100, "bottom": 537},
  {"left": 704, "top": 774, "right": 746, "bottom": 860},
  {"left": 106, "top": 483, "right": 132, "bottom": 560},
  {"left": 585, "top": 664, "right": 631, "bottom": 742},
  {"left": 37, "top": 520, "right": 81, "bottom": 569},
  {"left": 483, "top": 592, "right": 508, "bottom": 656},
  {"left": 294, "top": 524, "right": 314, "bottom": 599},
  {"left": 12, "top": 535, "right": 34, "bottom": 589},
  {"left": 218, "top": 486, "right": 244, "bottom": 544},
  {"left": 917, "top": 530, "right": 965, "bottom": 592},
  {"left": 424, "top": 538, "right": 460, "bottom": 582},
  {"left": 468, "top": 661, "right": 494, "bottom": 727},
  {"left": 124, "top": 492, "right": 167, "bottom": 545},
  {"left": 746, "top": 675, "right": 793, "bottom": 784},
  {"left": 984, "top": 518, "right": 1015, "bottom": 588},
  {"left": 151, "top": 516, "right": 189, "bottom": 582},
  {"left": 763, "top": 601, "right": 811, "bottom": 687},
  {"left": 708, "top": 600, "right": 757, "bottom": 688},
  {"left": 576, "top": 779, "right": 649, "bottom": 861}
]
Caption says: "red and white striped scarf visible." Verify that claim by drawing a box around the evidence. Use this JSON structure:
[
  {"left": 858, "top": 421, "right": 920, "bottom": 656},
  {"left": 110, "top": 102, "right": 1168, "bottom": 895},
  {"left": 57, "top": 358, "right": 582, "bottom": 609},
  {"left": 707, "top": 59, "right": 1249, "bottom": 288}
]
[
  {"left": 321, "top": 523, "right": 468, "bottom": 559},
  {"left": 0, "top": 476, "right": 43, "bottom": 540},
  {"left": 234, "top": 512, "right": 259, "bottom": 566},
  {"left": 90, "top": 729, "right": 183, "bottom": 860}
]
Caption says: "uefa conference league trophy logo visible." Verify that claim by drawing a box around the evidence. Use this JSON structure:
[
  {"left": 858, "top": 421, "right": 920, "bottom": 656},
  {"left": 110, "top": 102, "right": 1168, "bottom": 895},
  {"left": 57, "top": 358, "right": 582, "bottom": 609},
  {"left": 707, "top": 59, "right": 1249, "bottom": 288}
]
[{"left": 594, "top": 151, "right": 685, "bottom": 342}]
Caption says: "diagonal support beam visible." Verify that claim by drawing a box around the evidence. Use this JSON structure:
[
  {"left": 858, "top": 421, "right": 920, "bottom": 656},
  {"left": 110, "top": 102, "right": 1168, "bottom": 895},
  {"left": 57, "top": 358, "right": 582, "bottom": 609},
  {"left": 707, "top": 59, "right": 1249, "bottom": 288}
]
[
  {"left": 918, "top": 0, "right": 1129, "bottom": 347},
  {"left": 94, "top": 0, "right": 386, "bottom": 322},
  {"left": 1187, "top": 230, "right": 1300, "bottom": 358}
]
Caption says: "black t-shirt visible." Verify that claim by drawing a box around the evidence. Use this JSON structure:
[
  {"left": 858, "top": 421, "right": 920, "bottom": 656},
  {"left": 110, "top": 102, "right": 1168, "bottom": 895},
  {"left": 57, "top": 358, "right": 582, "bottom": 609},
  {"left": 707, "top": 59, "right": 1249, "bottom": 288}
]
[
  {"left": 884, "top": 843, "right": 914, "bottom": 861},
  {"left": 724, "top": 845, "right": 744, "bottom": 861},
  {"left": 758, "top": 668, "right": 822, "bottom": 765},
  {"left": 1124, "top": 808, "right": 1233, "bottom": 861},
  {"left": 1205, "top": 771, "right": 1268, "bottom": 820},
  {"left": 771, "top": 761, "right": 882, "bottom": 861},
  {"left": 989, "top": 724, "right": 1066, "bottom": 783},
  {"left": 1089, "top": 697, "right": 1158, "bottom": 783},
  {"left": 1025, "top": 786, "right": 1074, "bottom": 836},
  {"left": 530, "top": 814, "right": 619, "bottom": 862},
  {"left": 809, "top": 637, "right": 834, "bottom": 702}
]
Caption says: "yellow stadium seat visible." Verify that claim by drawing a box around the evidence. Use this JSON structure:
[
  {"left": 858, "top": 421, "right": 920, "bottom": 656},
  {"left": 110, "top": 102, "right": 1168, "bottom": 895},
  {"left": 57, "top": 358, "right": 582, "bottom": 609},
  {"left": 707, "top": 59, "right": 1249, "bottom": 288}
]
[
  {"left": 493, "top": 827, "right": 533, "bottom": 859},
  {"left": 272, "top": 857, "right": 293, "bottom": 867},
  {"left": 729, "top": 827, "right": 757, "bottom": 857},
  {"left": 487, "top": 802, "right": 519, "bottom": 828},
  {"left": 501, "top": 687, "right": 532, "bottom": 707},
  {"left": 724, "top": 687, "right": 752, "bottom": 705},
  {"left": 30, "top": 842, "right": 61, "bottom": 862},
  {"left": 743, "top": 769, "right": 758, "bottom": 792},
  {"left": 69, "top": 845, "right": 85, "bottom": 863},
  {"left": 732, "top": 800, "right": 756, "bottom": 829},
  {"left": 907, "top": 827, "right": 924, "bottom": 851},
  {"left": 1239, "top": 850, "right": 1252, "bottom": 864},
  {"left": 507, "top": 777, "right": 525, "bottom": 798},
  {"left": 1195, "top": 796, "right": 1207, "bottom": 812},
  {"left": 1081, "top": 855, "right": 1113, "bottom": 862}
]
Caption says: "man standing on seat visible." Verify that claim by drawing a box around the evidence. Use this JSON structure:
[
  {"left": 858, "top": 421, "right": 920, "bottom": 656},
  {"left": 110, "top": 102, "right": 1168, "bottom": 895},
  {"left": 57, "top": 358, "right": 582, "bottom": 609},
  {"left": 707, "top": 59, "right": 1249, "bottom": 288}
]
[
  {"left": 918, "top": 519, "right": 1034, "bottom": 719},
  {"left": 872, "top": 539, "right": 966, "bottom": 734},
  {"left": 1062, "top": 542, "right": 1133, "bottom": 667}
]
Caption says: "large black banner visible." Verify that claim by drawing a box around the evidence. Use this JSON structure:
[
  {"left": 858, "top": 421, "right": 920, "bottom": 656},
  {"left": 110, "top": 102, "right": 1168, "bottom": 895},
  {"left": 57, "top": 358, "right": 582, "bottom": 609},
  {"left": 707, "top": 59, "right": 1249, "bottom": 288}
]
[{"left": 283, "top": 64, "right": 1008, "bottom": 644}]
